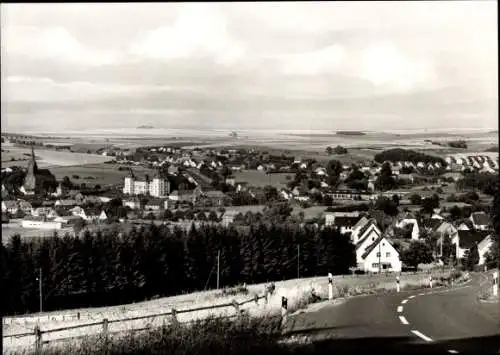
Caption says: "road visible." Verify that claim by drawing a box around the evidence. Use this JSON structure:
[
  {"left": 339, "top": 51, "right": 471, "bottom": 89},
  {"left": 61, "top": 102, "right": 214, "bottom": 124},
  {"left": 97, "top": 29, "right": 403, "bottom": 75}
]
[{"left": 286, "top": 273, "right": 500, "bottom": 354}]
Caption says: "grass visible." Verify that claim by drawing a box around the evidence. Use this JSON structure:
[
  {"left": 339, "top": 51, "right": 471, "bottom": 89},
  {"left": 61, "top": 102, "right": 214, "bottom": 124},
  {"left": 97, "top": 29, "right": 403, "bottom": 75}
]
[
  {"left": 1, "top": 147, "right": 113, "bottom": 170},
  {"left": 50, "top": 163, "right": 156, "bottom": 187},
  {"left": 15, "top": 315, "right": 287, "bottom": 355},
  {"left": 232, "top": 171, "right": 293, "bottom": 188}
]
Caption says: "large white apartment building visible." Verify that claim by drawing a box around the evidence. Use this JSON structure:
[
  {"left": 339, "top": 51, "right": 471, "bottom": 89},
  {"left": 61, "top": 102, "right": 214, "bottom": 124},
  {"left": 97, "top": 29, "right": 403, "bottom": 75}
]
[{"left": 123, "top": 170, "right": 170, "bottom": 198}]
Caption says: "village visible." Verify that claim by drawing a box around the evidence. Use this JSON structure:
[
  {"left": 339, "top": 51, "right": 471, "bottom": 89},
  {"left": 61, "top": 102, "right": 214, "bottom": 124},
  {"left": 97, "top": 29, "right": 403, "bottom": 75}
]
[{"left": 2, "top": 139, "right": 498, "bottom": 274}]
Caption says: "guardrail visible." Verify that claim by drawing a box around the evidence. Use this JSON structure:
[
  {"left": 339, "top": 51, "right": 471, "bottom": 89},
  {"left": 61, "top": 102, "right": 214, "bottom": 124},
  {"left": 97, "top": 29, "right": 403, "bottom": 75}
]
[{"left": 3, "top": 292, "right": 269, "bottom": 352}]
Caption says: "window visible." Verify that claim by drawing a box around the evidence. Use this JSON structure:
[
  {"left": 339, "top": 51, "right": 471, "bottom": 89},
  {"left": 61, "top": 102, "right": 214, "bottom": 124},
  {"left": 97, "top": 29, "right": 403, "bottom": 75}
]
[
  {"left": 376, "top": 252, "right": 381, "bottom": 257},
  {"left": 386, "top": 252, "right": 391, "bottom": 257},
  {"left": 372, "top": 263, "right": 379, "bottom": 268}
]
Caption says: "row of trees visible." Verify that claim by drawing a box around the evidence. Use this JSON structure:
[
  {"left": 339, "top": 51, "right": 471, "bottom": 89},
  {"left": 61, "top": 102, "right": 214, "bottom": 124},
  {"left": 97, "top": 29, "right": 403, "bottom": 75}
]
[
  {"left": 2, "top": 223, "right": 355, "bottom": 315},
  {"left": 374, "top": 148, "right": 447, "bottom": 166}
]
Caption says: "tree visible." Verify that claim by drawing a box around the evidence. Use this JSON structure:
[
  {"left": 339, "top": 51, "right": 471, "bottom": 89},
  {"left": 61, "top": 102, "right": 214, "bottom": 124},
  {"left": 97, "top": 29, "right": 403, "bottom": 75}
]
[
  {"left": 326, "top": 159, "right": 343, "bottom": 177},
  {"left": 401, "top": 241, "right": 434, "bottom": 268},
  {"left": 374, "top": 196, "right": 399, "bottom": 217},
  {"left": 375, "top": 163, "right": 396, "bottom": 191},
  {"left": 333, "top": 145, "right": 348, "bottom": 154},
  {"left": 325, "top": 146, "right": 333, "bottom": 155},
  {"left": 463, "top": 243, "right": 479, "bottom": 271},
  {"left": 409, "top": 193, "right": 422, "bottom": 205},
  {"left": 421, "top": 194, "right": 440, "bottom": 215},
  {"left": 440, "top": 234, "right": 454, "bottom": 265}
]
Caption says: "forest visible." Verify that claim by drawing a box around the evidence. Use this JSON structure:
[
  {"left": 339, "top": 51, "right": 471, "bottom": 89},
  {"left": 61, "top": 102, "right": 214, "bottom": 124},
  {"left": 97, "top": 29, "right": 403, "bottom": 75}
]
[{"left": 2, "top": 223, "right": 356, "bottom": 315}]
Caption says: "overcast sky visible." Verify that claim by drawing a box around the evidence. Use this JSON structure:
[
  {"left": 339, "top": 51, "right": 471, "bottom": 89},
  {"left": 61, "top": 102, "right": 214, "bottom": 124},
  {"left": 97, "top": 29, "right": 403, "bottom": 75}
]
[{"left": 1, "top": 2, "right": 497, "bottom": 132}]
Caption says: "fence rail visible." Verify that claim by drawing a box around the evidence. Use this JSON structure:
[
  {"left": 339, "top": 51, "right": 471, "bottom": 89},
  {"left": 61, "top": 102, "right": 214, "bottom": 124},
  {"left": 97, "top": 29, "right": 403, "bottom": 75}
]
[{"left": 3, "top": 293, "right": 268, "bottom": 351}]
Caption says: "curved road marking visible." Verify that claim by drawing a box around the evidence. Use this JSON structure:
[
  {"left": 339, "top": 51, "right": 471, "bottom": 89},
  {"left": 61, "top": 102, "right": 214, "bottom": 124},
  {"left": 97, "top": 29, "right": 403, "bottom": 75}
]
[
  {"left": 399, "top": 275, "right": 485, "bottom": 354},
  {"left": 411, "top": 329, "right": 433, "bottom": 342}
]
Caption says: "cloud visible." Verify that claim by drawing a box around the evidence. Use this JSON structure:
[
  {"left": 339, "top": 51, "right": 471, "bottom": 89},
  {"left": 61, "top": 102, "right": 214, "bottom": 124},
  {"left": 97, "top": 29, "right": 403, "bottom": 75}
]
[
  {"left": 129, "top": 4, "right": 246, "bottom": 65},
  {"left": 1, "top": 2, "right": 497, "bottom": 132},
  {"left": 2, "top": 25, "right": 120, "bottom": 66}
]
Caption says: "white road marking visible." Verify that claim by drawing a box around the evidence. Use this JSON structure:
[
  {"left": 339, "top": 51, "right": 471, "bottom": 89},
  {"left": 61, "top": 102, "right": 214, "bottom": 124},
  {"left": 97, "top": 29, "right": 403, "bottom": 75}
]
[
  {"left": 448, "top": 350, "right": 458, "bottom": 353},
  {"left": 399, "top": 316, "right": 409, "bottom": 325},
  {"left": 409, "top": 295, "right": 415, "bottom": 299},
  {"left": 397, "top": 306, "right": 403, "bottom": 313},
  {"left": 411, "top": 330, "right": 433, "bottom": 342},
  {"left": 401, "top": 299, "right": 408, "bottom": 304}
]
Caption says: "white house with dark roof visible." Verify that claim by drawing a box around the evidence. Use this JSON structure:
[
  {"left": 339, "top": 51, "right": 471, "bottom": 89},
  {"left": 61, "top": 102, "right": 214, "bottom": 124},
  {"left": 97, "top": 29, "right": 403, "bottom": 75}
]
[
  {"left": 452, "top": 230, "right": 491, "bottom": 260},
  {"left": 2, "top": 200, "right": 19, "bottom": 215},
  {"left": 477, "top": 235, "right": 494, "bottom": 265},
  {"left": 469, "top": 212, "right": 490, "bottom": 231},
  {"left": 356, "top": 235, "right": 402, "bottom": 273}
]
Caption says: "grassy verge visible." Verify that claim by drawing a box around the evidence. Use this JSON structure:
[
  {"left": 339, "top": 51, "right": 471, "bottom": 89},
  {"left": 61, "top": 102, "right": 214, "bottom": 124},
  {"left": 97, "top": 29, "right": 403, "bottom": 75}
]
[{"left": 23, "top": 315, "right": 291, "bottom": 355}]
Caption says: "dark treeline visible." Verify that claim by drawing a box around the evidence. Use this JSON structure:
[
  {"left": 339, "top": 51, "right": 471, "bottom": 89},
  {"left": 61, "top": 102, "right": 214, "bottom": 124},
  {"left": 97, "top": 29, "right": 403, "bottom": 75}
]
[
  {"left": 2, "top": 223, "right": 355, "bottom": 316},
  {"left": 374, "top": 148, "right": 447, "bottom": 166}
]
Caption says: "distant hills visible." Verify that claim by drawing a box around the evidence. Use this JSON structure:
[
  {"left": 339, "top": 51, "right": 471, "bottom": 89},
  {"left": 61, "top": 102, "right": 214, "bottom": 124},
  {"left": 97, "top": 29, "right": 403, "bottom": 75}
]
[
  {"left": 336, "top": 131, "right": 366, "bottom": 136},
  {"left": 137, "top": 125, "right": 154, "bottom": 129}
]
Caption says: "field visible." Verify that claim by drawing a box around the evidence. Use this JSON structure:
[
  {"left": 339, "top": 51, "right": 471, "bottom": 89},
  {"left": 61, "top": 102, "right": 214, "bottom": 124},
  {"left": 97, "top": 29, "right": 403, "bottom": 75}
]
[
  {"left": 49, "top": 163, "right": 157, "bottom": 187},
  {"left": 2, "top": 220, "right": 75, "bottom": 245},
  {"left": 1, "top": 146, "right": 113, "bottom": 170},
  {"left": 232, "top": 170, "right": 293, "bottom": 188}
]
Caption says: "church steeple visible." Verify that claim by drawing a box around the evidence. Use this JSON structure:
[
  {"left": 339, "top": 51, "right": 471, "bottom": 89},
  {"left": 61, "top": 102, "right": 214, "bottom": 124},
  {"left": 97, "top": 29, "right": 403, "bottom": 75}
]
[{"left": 23, "top": 144, "right": 38, "bottom": 194}]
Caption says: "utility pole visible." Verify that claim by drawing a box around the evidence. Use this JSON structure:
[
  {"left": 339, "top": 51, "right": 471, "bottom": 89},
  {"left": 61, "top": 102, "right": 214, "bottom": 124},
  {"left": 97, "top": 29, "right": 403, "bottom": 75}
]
[
  {"left": 37, "top": 268, "right": 43, "bottom": 313},
  {"left": 297, "top": 244, "right": 300, "bottom": 279},
  {"left": 216, "top": 250, "right": 220, "bottom": 290},
  {"left": 378, "top": 239, "right": 382, "bottom": 274}
]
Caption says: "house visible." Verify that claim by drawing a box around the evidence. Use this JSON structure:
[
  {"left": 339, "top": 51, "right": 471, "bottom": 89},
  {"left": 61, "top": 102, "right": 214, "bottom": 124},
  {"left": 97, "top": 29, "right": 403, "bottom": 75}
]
[
  {"left": 98, "top": 210, "right": 108, "bottom": 221},
  {"left": 32, "top": 207, "right": 57, "bottom": 218},
  {"left": 397, "top": 174, "right": 414, "bottom": 184},
  {"left": 356, "top": 235, "right": 402, "bottom": 273},
  {"left": 351, "top": 218, "right": 382, "bottom": 245},
  {"left": 458, "top": 222, "right": 470, "bottom": 231},
  {"left": 55, "top": 199, "right": 79, "bottom": 208},
  {"left": 202, "top": 190, "right": 226, "bottom": 206},
  {"left": 325, "top": 213, "right": 361, "bottom": 234},
  {"left": 395, "top": 216, "right": 420, "bottom": 240},
  {"left": 54, "top": 215, "right": 83, "bottom": 226},
  {"left": 469, "top": 212, "right": 490, "bottom": 231},
  {"left": 18, "top": 201, "right": 33, "bottom": 215},
  {"left": 2, "top": 200, "right": 19, "bottom": 215},
  {"left": 477, "top": 234, "right": 494, "bottom": 265},
  {"left": 145, "top": 199, "right": 164, "bottom": 211},
  {"left": 123, "top": 198, "right": 142, "bottom": 210},
  {"left": 21, "top": 217, "right": 62, "bottom": 230},
  {"left": 452, "top": 230, "right": 491, "bottom": 260},
  {"left": 280, "top": 189, "right": 292, "bottom": 200},
  {"left": 222, "top": 210, "right": 239, "bottom": 226}
]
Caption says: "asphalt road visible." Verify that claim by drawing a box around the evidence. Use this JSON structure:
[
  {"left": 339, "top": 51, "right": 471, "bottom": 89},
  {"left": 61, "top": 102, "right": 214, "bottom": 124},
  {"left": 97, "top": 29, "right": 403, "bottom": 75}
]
[{"left": 286, "top": 273, "right": 500, "bottom": 354}]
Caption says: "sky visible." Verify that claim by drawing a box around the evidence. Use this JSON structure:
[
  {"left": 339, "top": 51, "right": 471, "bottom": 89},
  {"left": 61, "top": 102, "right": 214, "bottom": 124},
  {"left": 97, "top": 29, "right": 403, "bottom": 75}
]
[{"left": 1, "top": 2, "right": 498, "bottom": 133}]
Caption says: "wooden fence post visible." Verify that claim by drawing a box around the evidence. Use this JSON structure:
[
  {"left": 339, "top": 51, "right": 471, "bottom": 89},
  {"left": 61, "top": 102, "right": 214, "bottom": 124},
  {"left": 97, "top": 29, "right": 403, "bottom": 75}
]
[
  {"left": 254, "top": 294, "right": 259, "bottom": 305},
  {"left": 171, "top": 309, "right": 179, "bottom": 326},
  {"left": 281, "top": 296, "right": 288, "bottom": 329},
  {"left": 232, "top": 300, "right": 241, "bottom": 317},
  {"left": 34, "top": 325, "right": 42, "bottom": 352},
  {"left": 102, "top": 318, "right": 109, "bottom": 340}
]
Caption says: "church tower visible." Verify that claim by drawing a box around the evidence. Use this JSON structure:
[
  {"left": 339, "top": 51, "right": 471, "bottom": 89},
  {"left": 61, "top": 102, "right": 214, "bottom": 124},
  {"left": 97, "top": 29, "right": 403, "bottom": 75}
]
[{"left": 23, "top": 145, "right": 38, "bottom": 195}]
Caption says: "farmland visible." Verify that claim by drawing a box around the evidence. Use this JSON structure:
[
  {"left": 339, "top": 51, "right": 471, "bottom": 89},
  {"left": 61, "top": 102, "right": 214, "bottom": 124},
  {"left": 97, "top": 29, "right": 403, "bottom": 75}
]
[
  {"left": 1, "top": 146, "right": 113, "bottom": 170},
  {"left": 232, "top": 170, "right": 293, "bottom": 188},
  {"left": 49, "top": 163, "right": 157, "bottom": 187}
]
